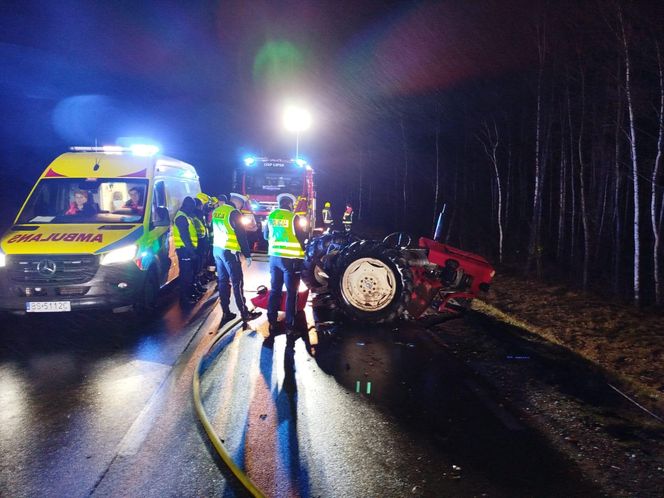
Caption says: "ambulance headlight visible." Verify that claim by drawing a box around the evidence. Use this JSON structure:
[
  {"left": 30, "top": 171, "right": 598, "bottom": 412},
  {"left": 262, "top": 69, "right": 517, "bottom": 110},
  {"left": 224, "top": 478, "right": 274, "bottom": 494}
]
[
  {"left": 100, "top": 244, "right": 138, "bottom": 265},
  {"left": 298, "top": 217, "right": 308, "bottom": 228},
  {"left": 0, "top": 252, "right": 5, "bottom": 268}
]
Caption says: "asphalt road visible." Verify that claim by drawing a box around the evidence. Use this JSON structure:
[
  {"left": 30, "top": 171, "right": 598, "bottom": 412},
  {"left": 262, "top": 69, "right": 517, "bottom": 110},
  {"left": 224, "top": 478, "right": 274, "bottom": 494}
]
[{"left": 0, "top": 260, "right": 603, "bottom": 497}]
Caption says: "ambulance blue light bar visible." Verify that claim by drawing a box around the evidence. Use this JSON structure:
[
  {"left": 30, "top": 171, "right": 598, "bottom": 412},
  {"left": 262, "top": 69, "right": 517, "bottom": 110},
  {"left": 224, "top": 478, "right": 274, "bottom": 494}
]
[{"left": 70, "top": 145, "right": 160, "bottom": 156}]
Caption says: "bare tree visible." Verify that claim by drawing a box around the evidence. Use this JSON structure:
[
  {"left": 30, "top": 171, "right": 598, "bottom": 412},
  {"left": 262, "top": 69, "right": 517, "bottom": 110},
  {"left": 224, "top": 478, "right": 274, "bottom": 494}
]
[
  {"left": 432, "top": 110, "right": 442, "bottom": 233},
  {"left": 477, "top": 119, "right": 504, "bottom": 263},
  {"left": 651, "top": 42, "right": 663, "bottom": 305},
  {"left": 620, "top": 8, "right": 641, "bottom": 305},
  {"left": 557, "top": 103, "right": 567, "bottom": 261},
  {"left": 577, "top": 63, "right": 592, "bottom": 289},
  {"left": 527, "top": 19, "right": 547, "bottom": 275},
  {"left": 400, "top": 117, "right": 409, "bottom": 224}
]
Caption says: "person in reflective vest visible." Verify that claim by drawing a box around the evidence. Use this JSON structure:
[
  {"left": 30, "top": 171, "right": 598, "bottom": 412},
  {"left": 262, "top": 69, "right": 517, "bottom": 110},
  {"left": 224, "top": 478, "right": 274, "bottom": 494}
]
[
  {"left": 211, "top": 193, "right": 261, "bottom": 325},
  {"left": 342, "top": 203, "right": 354, "bottom": 232},
  {"left": 263, "top": 193, "right": 306, "bottom": 335},
  {"left": 172, "top": 196, "right": 199, "bottom": 306},
  {"left": 193, "top": 196, "right": 210, "bottom": 293},
  {"left": 322, "top": 201, "right": 333, "bottom": 232}
]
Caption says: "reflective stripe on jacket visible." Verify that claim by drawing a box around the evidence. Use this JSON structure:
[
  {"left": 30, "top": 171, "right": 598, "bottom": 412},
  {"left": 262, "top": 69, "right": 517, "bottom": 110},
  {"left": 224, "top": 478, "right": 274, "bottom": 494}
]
[
  {"left": 173, "top": 210, "right": 199, "bottom": 249},
  {"left": 322, "top": 208, "right": 332, "bottom": 224},
  {"left": 267, "top": 209, "right": 305, "bottom": 259},
  {"left": 211, "top": 204, "right": 241, "bottom": 252}
]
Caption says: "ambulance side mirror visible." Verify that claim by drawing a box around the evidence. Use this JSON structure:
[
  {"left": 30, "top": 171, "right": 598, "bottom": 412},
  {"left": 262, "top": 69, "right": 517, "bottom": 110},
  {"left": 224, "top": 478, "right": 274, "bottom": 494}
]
[{"left": 153, "top": 207, "right": 170, "bottom": 227}]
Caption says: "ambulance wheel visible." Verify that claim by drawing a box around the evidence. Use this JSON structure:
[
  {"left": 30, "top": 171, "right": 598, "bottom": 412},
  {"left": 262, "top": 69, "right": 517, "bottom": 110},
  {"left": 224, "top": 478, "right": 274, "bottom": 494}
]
[{"left": 330, "top": 240, "right": 413, "bottom": 324}]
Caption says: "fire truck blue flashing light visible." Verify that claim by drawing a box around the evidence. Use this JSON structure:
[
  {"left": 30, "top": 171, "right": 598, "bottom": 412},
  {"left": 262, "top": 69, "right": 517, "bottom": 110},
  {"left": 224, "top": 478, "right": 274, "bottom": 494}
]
[
  {"left": 295, "top": 158, "right": 307, "bottom": 168},
  {"left": 243, "top": 156, "right": 256, "bottom": 166}
]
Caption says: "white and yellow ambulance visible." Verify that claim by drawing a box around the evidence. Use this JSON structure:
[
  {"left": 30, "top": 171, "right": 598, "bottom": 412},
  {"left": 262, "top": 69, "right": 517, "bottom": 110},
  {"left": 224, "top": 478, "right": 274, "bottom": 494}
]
[{"left": 0, "top": 145, "right": 201, "bottom": 314}]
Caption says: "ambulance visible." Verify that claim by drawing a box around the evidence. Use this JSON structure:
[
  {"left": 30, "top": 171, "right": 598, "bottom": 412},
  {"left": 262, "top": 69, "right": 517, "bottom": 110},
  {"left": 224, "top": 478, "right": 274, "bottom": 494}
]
[{"left": 0, "top": 145, "right": 201, "bottom": 314}]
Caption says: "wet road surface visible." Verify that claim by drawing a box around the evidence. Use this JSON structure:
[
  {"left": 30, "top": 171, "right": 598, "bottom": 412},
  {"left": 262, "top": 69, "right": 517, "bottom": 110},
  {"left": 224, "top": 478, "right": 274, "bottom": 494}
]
[
  {"left": 0, "top": 286, "right": 229, "bottom": 497},
  {"left": 200, "top": 317, "right": 602, "bottom": 497},
  {"left": 1, "top": 259, "right": 604, "bottom": 497}
]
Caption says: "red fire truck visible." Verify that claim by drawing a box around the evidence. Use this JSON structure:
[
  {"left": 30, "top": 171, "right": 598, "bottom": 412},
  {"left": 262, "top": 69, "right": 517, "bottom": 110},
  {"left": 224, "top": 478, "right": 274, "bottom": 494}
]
[{"left": 234, "top": 156, "right": 316, "bottom": 239}]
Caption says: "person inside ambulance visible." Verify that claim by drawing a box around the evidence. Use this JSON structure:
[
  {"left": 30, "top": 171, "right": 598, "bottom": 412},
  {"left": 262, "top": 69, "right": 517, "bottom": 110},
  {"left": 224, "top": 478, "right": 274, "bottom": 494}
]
[
  {"left": 124, "top": 187, "right": 144, "bottom": 215},
  {"left": 65, "top": 190, "right": 97, "bottom": 216}
]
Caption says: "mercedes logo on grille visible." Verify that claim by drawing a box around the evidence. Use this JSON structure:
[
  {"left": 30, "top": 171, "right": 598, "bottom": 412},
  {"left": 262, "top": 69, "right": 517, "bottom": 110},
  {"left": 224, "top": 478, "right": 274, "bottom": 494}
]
[{"left": 37, "top": 259, "right": 57, "bottom": 276}]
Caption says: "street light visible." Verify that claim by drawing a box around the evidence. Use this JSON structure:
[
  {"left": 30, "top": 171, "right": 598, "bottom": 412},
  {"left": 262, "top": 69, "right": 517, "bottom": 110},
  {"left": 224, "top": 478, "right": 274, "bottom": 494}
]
[{"left": 283, "top": 105, "right": 311, "bottom": 160}]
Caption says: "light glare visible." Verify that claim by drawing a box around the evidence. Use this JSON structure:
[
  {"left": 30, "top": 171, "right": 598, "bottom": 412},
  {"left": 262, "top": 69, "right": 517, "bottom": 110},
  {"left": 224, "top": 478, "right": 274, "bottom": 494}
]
[
  {"left": 283, "top": 106, "right": 312, "bottom": 133},
  {"left": 100, "top": 245, "right": 137, "bottom": 265},
  {"left": 130, "top": 144, "right": 160, "bottom": 156}
]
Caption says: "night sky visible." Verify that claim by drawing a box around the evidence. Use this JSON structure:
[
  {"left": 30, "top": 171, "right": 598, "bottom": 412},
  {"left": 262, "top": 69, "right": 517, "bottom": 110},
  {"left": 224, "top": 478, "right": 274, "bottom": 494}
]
[{"left": 0, "top": 0, "right": 537, "bottom": 227}]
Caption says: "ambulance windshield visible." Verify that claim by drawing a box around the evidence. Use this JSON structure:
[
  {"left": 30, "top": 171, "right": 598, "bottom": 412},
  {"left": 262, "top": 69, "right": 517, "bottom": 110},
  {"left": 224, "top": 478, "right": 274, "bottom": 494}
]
[{"left": 17, "top": 178, "right": 149, "bottom": 224}]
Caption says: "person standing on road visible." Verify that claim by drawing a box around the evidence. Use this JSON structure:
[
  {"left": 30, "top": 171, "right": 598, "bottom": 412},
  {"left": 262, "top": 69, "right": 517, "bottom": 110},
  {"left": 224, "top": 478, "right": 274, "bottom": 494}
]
[
  {"left": 322, "top": 201, "right": 334, "bottom": 232},
  {"left": 342, "top": 203, "right": 354, "bottom": 232},
  {"left": 264, "top": 193, "right": 306, "bottom": 335},
  {"left": 211, "top": 193, "right": 261, "bottom": 326},
  {"left": 193, "top": 195, "right": 210, "bottom": 293},
  {"left": 172, "top": 196, "right": 199, "bottom": 306}
]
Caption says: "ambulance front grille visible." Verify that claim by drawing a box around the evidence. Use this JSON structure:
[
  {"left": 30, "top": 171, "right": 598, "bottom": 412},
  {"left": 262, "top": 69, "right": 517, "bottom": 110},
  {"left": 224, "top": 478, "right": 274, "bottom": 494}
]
[{"left": 7, "top": 255, "right": 99, "bottom": 284}]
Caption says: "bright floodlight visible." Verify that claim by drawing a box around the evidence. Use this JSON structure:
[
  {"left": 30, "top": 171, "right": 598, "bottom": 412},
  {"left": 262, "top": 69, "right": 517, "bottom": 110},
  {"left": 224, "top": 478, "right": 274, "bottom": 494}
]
[
  {"left": 243, "top": 156, "right": 256, "bottom": 166},
  {"left": 283, "top": 106, "right": 312, "bottom": 133}
]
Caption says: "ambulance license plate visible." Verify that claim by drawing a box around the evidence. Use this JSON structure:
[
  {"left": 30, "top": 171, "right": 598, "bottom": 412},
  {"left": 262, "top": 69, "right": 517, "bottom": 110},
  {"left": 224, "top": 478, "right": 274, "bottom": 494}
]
[{"left": 26, "top": 301, "right": 71, "bottom": 312}]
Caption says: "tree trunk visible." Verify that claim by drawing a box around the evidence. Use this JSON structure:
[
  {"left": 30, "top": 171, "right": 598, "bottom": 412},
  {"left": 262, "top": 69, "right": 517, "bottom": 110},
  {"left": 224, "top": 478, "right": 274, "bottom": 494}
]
[
  {"left": 527, "top": 22, "right": 546, "bottom": 275},
  {"left": 613, "top": 58, "right": 623, "bottom": 297},
  {"left": 432, "top": 112, "right": 441, "bottom": 233},
  {"left": 558, "top": 104, "right": 567, "bottom": 262},
  {"left": 478, "top": 120, "right": 504, "bottom": 263},
  {"left": 651, "top": 43, "right": 663, "bottom": 305},
  {"left": 620, "top": 10, "right": 640, "bottom": 305},
  {"left": 400, "top": 117, "right": 409, "bottom": 226},
  {"left": 578, "top": 66, "right": 591, "bottom": 290}
]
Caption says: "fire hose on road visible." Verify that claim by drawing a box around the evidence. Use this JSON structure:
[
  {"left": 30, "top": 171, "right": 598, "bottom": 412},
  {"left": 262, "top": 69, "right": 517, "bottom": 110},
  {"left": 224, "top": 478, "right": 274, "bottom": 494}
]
[{"left": 192, "top": 316, "right": 266, "bottom": 498}]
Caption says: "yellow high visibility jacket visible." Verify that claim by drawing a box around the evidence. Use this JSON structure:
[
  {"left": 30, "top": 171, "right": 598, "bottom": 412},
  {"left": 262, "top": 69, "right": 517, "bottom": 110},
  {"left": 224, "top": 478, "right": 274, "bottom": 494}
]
[
  {"left": 267, "top": 209, "right": 304, "bottom": 259},
  {"left": 173, "top": 210, "right": 198, "bottom": 249},
  {"left": 211, "top": 204, "right": 241, "bottom": 252}
]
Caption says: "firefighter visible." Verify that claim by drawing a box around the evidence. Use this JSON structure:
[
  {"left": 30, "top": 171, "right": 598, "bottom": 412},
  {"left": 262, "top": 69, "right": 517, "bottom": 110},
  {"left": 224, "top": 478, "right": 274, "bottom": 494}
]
[
  {"left": 211, "top": 192, "right": 261, "bottom": 326},
  {"left": 322, "top": 201, "right": 334, "bottom": 232},
  {"left": 264, "top": 193, "right": 306, "bottom": 335},
  {"left": 342, "top": 203, "right": 354, "bottom": 232},
  {"left": 172, "top": 196, "right": 199, "bottom": 306}
]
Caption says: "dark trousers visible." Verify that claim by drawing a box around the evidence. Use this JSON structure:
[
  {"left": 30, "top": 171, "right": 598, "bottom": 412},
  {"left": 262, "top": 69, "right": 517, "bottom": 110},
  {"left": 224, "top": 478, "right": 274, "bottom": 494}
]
[
  {"left": 268, "top": 256, "right": 302, "bottom": 326},
  {"left": 213, "top": 246, "right": 247, "bottom": 316},
  {"left": 196, "top": 238, "right": 209, "bottom": 273},
  {"left": 176, "top": 248, "right": 196, "bottom": 299}
]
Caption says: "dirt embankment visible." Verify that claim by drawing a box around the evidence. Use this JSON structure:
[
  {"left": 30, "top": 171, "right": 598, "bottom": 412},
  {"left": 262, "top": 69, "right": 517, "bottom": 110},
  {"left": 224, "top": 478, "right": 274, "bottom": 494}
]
[{"left": 475, "top": 272, "right": 664, "bottom": 415}]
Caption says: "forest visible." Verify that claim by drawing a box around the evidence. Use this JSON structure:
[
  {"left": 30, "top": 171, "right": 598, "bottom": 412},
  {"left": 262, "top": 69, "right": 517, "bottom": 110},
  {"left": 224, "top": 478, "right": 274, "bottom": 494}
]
[{"left": 334, "top": 1, "right": 664, "bottom": 307}]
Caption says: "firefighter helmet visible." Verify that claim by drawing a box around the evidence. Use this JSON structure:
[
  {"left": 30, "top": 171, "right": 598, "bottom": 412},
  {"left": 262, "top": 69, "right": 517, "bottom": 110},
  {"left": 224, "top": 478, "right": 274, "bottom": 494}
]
[
  {"left": 324, "top": 201, "right": 331, "bottom": 208},
  {"left": 196, "top": 192, "right": 210, "bottom": 204}
]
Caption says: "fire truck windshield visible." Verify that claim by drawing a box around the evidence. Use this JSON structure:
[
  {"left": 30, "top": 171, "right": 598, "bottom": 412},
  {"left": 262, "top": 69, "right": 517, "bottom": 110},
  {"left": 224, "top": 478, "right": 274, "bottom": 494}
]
[{"left": 244, "top": 170, "right": 304, "bottom": 196}]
